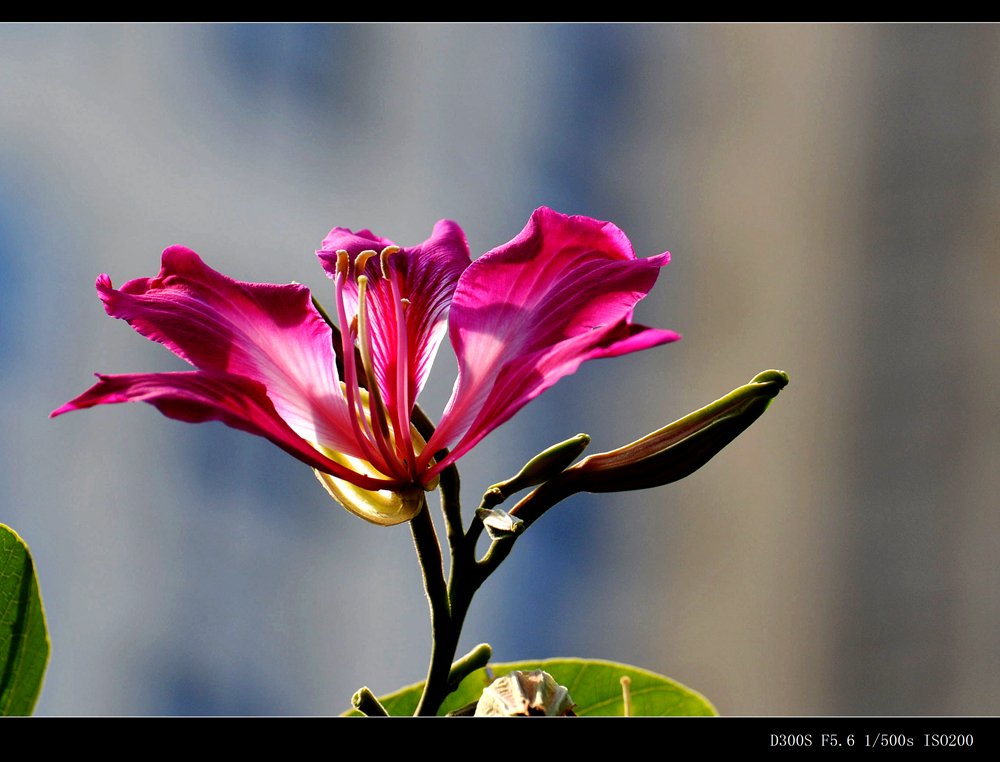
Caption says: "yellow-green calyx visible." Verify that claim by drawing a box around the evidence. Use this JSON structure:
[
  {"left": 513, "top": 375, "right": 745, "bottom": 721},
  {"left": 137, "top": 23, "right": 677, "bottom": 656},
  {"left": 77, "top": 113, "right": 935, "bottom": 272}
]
[{"left": 313, "top": 387, "right": 436, "bottom": 527}]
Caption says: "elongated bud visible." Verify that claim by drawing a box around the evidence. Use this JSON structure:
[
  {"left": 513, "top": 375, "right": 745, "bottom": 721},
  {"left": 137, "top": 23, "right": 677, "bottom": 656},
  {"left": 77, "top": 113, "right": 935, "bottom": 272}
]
[
  {"left": 566, "top": 370, "right": 789, "bottom": 493},
  {"left": 474, "top": 669, "right": 577, "bottom": 716},
  {"left": 484, "top": 433, "right": 591, "bottom": 506}
]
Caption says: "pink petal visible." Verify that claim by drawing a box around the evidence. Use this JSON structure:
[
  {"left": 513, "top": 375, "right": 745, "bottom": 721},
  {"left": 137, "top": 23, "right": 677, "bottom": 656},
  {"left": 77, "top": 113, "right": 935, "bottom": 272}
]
[
  {"left": 316, "top": 220, "right": 471, "bottom": 417},
  {"left": 50, "top": 372, "right": 396, "bottom": 491},
  {"left": 95, "top": 247, "right": 364, "bottom": 458},
  {"left": 427, "top": 207, "right": 680, "bottom": 469}
]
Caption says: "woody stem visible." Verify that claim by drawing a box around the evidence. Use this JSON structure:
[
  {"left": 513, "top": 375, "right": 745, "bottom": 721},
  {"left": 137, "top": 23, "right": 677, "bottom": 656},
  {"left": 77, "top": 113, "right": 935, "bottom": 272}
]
[
  {"left": 410, "top": 499, "right": 456, "bottom": 716},
  {"left": 408, "top": 405, "right": 472, "bottom": 716}
]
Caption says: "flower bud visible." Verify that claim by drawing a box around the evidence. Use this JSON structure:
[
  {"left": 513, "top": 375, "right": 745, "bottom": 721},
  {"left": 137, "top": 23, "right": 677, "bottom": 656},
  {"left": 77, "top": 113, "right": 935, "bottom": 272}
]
[
  {"left": 484, "top": 434, "right": 591, "bottom": 506},
  {"left": 566, "top": 370, "right": 789, "bottom": 493},
  {"left": 447, "top": 643, "right": 493, "bottom": 692},
  {"left": 351, "top": 686, "right": 389, "bottom": 716}
]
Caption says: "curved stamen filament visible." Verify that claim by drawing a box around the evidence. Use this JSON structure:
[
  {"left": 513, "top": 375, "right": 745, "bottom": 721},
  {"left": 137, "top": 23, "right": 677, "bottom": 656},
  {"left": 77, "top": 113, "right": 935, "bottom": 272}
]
[
  {"left": 333, "top": 250, "right": 403, "bottom": 481},
  {"left": 357, "top": 269, "right": 408, "bottom": 479},
  {"left": 382, "top": 246, "right": 418, "bottom": 480},
  {"left": 334, "top": 252, "right": 388, "bottom": 475}
]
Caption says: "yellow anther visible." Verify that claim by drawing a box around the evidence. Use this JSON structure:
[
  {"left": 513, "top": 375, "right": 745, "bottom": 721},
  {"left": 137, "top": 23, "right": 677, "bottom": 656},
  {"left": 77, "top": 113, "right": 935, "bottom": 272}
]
[
  {"left": 335, "top": 250, "right": 349, "bottom": 279},
  {"left": 380, "top": 245, "right": 400, "bottom": 280},
  {"left": 355, "top": 250, "right": 377, "bottom": 280}
]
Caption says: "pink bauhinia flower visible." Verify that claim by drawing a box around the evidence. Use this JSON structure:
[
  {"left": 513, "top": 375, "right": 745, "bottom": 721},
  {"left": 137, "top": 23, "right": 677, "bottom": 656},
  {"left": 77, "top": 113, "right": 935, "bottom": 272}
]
[{"left": 52, "top": 207, "right": 679, "bottom": 525}]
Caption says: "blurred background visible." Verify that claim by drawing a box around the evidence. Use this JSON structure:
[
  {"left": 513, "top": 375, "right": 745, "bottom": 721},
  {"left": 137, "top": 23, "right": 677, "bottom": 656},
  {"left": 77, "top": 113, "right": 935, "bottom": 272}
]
[{"left": 3, "top": 24, "right": 998, "bottom": 715}]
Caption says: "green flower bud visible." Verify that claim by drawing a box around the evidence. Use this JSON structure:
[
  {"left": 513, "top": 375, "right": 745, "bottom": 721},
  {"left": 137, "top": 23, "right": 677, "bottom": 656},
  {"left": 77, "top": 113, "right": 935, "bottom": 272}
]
[
  {"left": 447, "top": 643, "right": 493, "bottom": 692},
  {"left": 567, "top": 370, "right": 789, "bottom": 493},
  {"left": 484, "top": 433, "right": 591, "bottom": 506},
  {"left": 351, "top": 686, "right": 388, "bottom": 716}
]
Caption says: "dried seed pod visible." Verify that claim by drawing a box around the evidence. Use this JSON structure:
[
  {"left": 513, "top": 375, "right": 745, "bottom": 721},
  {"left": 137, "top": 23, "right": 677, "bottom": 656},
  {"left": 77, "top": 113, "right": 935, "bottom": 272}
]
[{"left": 474, "top": 669, "right": 577, "bottom": 716}]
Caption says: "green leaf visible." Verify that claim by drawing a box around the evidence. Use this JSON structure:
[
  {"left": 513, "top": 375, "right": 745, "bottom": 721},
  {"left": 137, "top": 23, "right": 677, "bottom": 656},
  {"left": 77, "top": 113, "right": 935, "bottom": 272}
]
[
  {"left": 344, "top": 658, "right": 716, "bottom": 716},
  {"left": 0, "top": 524, "right": 50, "bottom": 715}
]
